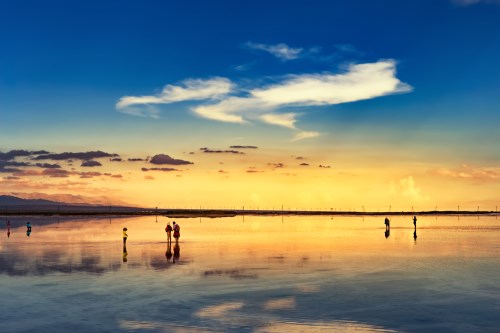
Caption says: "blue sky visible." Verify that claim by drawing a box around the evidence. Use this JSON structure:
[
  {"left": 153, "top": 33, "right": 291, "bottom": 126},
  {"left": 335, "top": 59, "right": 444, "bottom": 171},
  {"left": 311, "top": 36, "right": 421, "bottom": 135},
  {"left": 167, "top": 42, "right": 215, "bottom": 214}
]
[{"left": 0, "top": 0, "right": 499, "bottom": 208}]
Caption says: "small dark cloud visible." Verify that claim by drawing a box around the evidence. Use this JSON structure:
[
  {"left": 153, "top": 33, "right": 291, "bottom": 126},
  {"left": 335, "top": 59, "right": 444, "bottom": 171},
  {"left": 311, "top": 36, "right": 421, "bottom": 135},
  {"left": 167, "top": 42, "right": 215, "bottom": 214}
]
[
  {"left": 110, "top": 157, "right": 122, "bottom": 162},
  {"left": 42, "top": 169, "right": 70, "bottom": 178},
  {"left": 81, "top": 160, "right": 102, "bottom": 167},
  {"left": 144, "top": 175, "right": 155, "bottom": 180},
  {"left": 229, "top": 145, "right": 258, "bottom": 149},
  {"left": 103, "top": 173, "right": 111, "bottom": 176},
  {"left": 268, "top": 163, "right": 285, "bottom": 168},
  {"left": 200, "top": 147, "right": 244, "bottom": 154},
  {"left": 296, "top": 156, "right": 305, "bottom": 160},
  {"left": 0, "top": 161, "right": 31, "bottom": 172},
  {"left": 300, "top": 163, "right": 310, "bottom": 166},
  {"left": 35, "top": 151, "right": 118, "bottom": 161},
  {"left": 319, "top": 164, "right": 331, "bottom": 168},
  {"left": 79, "top": 172, "right": 102, "bottom": 179},
  {"left": 141, "top": 167, "right": 179, "bottom": 172},
  {"left": 128, "top": 158, "right": 144, "bottom": 162},
  {"left": 111, "top": 174, "right": 123, "bottom": 178},
  {"left": 246, "top": 169, "right": 263, "bottom": 173},
  {"left": 188, "top": 152, "right": 195, "bottom": 155},
  {"left": 35, "top": 163, "right": 61, "bottom": 169},
  {"left": 150, "top": 154, "right": 193, "bottom": 165},
  {"left": 218, "top": 170, "right": 228, "bottom": 173}
]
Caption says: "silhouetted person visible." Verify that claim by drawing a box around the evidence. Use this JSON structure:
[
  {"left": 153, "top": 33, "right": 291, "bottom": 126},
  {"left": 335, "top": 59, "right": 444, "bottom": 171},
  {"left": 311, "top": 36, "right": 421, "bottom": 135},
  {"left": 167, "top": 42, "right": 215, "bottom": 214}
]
[
  {"left": 123, "top": 244, "right": 128, "bottom": 262},
  {"left": 165, "top": 241, "right": 172, "bottom": 261},
  {"left": 413, "top": 215, "right": 417, "bottom": 230},
  {"left": 384, "top": 217, "right": 390, "bottom": 231},
  {"left": 385, "top": 229, "right": 390, "bottom": 238},
  {"left": 173, "top": 222, "right": 180, "bottom": 241},
  {"left": 173, "top": 242, "right": 180, "bottom": 263},
  {"left": 165, "top": 222, "right": 172, "bottom": 243},
  {"left": 26, "top": 222, "right": 32, "bottom": 236},
  {"left": 123, "top": 227, "right": 128, "bottom": 245}
]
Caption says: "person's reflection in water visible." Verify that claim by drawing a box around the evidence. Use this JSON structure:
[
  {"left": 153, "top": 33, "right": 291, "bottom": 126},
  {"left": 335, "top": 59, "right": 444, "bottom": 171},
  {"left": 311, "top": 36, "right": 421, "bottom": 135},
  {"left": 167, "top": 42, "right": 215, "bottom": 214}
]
[
  {"left": 6, "top": 220, "right": 11, "bottom": 238},
  {"left": 385, "top": 229, "right": 390, "bottom": 238},
  {"left": 165, "top": 241, "right": 172, "bottom": 262},
  {"left": 173, "top": 240, "right": 180, "bottom": 263},
  {"left": 413, "top": 230, "right": 417, "bottom": 242},
  {"left": 122, "top": 244, "right": 128, "bottom": 262}
]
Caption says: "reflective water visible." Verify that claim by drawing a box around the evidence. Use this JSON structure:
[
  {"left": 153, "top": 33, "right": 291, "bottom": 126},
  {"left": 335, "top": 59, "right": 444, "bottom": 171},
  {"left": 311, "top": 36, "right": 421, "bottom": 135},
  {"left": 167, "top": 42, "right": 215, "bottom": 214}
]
[{"left": 1, "top": 215, "right": 499, "bottom": 332}]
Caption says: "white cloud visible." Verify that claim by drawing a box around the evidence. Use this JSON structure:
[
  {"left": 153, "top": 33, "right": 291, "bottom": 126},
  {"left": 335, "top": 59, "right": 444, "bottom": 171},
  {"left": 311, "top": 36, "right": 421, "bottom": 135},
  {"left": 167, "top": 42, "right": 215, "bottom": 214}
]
[
  {"left": 191, "top": 60, "right": 411, "bottom": 127},
  {"left": 246, "top": 42, "right": 303, "bottom": 60},
  {"left": 116, "top": 77, "right": 233, "bottom": 110},
  {"left": 117, "top": 60, "right": 412, "bottom": 140},
  {"left": 390, "top": 176, "right": 429, "bottom": 201}
]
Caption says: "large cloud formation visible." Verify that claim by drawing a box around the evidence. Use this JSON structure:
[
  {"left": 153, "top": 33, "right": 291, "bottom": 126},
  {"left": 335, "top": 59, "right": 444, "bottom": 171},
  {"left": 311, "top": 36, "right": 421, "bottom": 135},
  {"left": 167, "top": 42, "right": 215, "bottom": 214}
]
[{"left": 116, "top": 60, "right": 411, "bottom": 141}]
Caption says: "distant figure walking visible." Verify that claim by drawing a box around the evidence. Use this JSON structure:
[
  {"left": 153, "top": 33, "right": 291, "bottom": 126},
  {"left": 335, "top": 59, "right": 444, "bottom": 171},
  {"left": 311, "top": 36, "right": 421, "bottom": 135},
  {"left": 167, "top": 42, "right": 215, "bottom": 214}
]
[
  {"left": 173, "top": 221, "right": 180, "bottom": 241},
  {"left": 413, "top": 215, "right": 417, "bottom": 229},
  {"left": 384, "top": 217, "right": 390, "bottom": 231},
  {"left": 123, "top": 227, "right": 128, "bottom": 245},
  {"left": 165, "top": 222, "right": 173, "bottom": 243}
]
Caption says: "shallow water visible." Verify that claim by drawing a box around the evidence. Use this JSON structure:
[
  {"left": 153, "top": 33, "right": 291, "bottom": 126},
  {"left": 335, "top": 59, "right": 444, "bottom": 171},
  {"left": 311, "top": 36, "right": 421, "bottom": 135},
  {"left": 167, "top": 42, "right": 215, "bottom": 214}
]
[{"left": 1, "top": 215, "right": 499, "bottom": 332}]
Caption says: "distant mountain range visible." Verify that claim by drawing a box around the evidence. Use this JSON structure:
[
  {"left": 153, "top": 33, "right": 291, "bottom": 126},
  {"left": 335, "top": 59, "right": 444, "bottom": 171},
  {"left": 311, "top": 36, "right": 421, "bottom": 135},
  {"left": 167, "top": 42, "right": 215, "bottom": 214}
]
[{"left": 0, "top": 195, "right": 82, "bottom": 206}]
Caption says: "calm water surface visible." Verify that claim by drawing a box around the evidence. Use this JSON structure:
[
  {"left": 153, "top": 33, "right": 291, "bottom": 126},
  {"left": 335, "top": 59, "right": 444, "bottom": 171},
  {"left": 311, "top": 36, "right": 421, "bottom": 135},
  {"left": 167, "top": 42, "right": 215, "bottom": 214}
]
[{"left": 1, "top": 215, "right": 499, "bottom": 332}]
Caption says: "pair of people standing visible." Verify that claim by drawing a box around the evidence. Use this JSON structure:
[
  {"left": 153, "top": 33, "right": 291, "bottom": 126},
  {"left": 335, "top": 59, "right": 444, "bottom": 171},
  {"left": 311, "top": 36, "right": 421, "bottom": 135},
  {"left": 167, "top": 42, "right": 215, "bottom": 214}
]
[{"left": 165, "top": 221, "right": 180, "bottom": 242}]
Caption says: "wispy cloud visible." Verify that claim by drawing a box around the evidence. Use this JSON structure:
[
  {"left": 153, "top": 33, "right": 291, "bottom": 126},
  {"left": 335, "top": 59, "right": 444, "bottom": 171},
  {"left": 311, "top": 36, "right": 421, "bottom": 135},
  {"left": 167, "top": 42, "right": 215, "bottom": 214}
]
[
  {"left": 117, "top": 59, "right": 411, "bottom": 140},
  {"left": 116, "top": 77, "right": 233, "bottom": 110},
  {"left": 246, "top": 42, "right": 303, "bottom": 60},
  {"left": 291, "top": 131, "right": 320, "bottom": 142},
  {"left": 428, "top": 164, "right": 500, "bottom": 182}
]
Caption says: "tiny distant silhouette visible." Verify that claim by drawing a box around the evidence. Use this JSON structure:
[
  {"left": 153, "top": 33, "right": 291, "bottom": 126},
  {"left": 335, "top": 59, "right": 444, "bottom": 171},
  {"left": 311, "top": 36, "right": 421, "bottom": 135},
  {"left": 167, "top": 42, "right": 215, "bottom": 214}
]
[
  {"left": 7, "top": 220, "right": 11, "bottom": 238},
  {"left": 413, "top": 230, "right": 417, "bottom": 241},
  {"left": 384, "top": 217, "right": 390, "bottom": 231},
  {"left": 385, "top": 229, "right": 390, "bottom": 238},
  {"left": 123, "top": 227, "right": 128, "bottom": 245},
  {"left": 413, "top": 215, "right": 417, "bottom": 230},
  {"left": 123, "top": 244, "right": 128, "bottom": 262}
]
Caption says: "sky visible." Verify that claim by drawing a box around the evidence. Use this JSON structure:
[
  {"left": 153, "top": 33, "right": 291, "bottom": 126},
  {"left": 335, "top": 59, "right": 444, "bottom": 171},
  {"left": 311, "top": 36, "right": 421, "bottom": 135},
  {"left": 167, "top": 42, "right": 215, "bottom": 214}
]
[{"left": 1, "top": 0, "right": 499, "bottom": 211}]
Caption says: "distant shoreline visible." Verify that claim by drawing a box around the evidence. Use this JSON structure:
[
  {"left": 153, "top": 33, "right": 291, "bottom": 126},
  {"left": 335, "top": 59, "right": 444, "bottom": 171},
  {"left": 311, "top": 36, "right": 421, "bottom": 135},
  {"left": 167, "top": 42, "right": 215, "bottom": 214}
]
[{"left": 0, "top": 208, "right": 498, "bottom": 218}]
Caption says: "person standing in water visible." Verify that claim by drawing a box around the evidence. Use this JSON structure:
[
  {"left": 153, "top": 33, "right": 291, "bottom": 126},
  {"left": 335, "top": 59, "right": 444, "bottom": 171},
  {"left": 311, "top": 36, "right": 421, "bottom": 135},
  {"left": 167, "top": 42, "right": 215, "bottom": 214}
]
[
  {"left": 26, "top": 221, "right": 32, "bottom": 237},
  {"left": 413, "top": 215, "right": 417, "bottom": 230},
  {"left": 165, "top": 222, "right": 172, "bottom": 243},
  {"left": 384, "top": 217, "right": 390, "bottom": 231},
  {"left": 173, "top": 221, "right": 180, "bottom": 241},
  {"left": 123, "top": 227, "right": 128, "bottom": 245}
]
